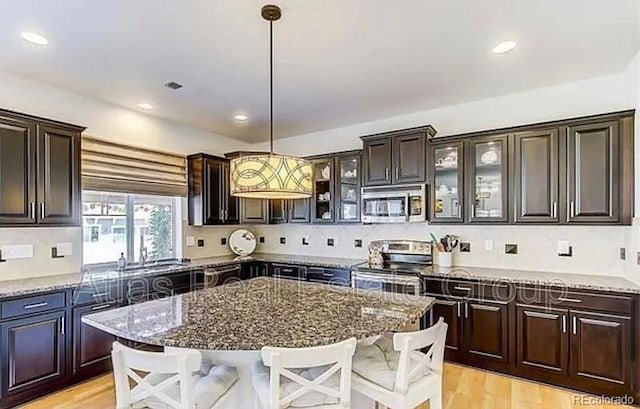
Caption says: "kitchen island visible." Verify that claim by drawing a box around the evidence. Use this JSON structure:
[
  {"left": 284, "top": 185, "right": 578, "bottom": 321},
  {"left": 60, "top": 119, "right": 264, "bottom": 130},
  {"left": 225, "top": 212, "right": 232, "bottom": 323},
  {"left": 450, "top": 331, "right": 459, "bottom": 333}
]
[{"left": 84, "top": 277, "right": 435, "bottom": 408}]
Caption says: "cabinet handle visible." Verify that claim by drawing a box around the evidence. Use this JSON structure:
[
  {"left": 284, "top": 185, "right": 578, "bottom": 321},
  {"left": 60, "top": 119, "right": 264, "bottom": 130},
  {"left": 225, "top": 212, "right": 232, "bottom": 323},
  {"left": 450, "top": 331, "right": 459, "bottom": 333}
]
[
  {"left": 60, "top": 316, "right": 65, "bottom": 335},
  {"left": 453, "top": 286, "right": 472, "bottom": 292},
  {"left": 219, "top": 209, "right": 224, "bottom": 221},
  {"left": 91, "top": 303, "right": 113, "bottom": 311},
  {"left": 464, "top": 303, "right": 469, "bottom": 319},
  {"left": 92, "top": 292, "right": 110, "bottom": 299},
  {"left": 40, "top": 202, "right": 45, "bottom": 219},
  {"left": 24, "top": 302, "right": 48, "bottom": 309},
  {"left": 456, "top": 302, "right": 461, "bottom": 318},
  {"left": 30, "top": 202, "right": 36, "bottom": 220},
  {"left": 569, "top": 201, "right": 575, "bottom": 218},
  {"left": 562, "top": 315, "right": 567, "bottom": 333},
  {"left": 558, "top": 297, "right": 582, "bottom": 303},
  {"left": 572, "top": 316, "right": 577, "bottom": 335},
  {"left": 552, "top": 201, "right": 557, "bottom": 218},
  {"left": 471, "top": 205, "right": 475, "bottom": 219},
  {"left": 395, "top": 167, "right": 400, "bottom": 180},
  {"left": 385, "top": 168, "right": 389, "bottom": 181}
]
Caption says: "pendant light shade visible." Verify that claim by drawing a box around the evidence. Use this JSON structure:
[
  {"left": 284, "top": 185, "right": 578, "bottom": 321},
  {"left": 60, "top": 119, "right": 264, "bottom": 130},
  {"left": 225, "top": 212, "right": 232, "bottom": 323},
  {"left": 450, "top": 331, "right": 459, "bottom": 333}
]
[
  {"left": 230, "top": 4, "right": 312, "bottom": 200},
  {"left": 230, "top": 153, "right": 312, "bottom": 199}
]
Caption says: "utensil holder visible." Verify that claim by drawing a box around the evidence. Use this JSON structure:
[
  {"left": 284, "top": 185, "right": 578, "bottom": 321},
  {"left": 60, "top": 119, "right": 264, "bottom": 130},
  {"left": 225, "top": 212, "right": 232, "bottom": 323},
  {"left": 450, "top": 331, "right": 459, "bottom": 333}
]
[{"left": 438, "top": 251, "right": 453, "bottom": 267}]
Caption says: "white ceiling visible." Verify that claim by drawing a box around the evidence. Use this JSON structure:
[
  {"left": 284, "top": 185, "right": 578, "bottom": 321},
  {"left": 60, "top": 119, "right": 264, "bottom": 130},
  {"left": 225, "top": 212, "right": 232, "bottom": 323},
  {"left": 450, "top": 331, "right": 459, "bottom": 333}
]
[{"left": 0, "top": 0, "right": 638, "bottom": 143}]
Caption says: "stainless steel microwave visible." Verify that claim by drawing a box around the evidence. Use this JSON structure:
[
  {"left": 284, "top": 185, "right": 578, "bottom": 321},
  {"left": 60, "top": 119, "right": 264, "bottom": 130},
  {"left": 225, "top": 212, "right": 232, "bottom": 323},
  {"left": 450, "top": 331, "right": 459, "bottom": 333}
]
[{"left": 361, "top": 184, "right": 427, "bottom": 223}]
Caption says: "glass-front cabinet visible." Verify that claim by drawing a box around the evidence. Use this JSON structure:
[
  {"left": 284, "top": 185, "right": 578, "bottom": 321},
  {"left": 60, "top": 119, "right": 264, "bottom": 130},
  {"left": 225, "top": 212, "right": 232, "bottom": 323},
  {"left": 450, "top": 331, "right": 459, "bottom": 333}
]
[
  {"left": 311, "top": 158, "right": 335, "bottom": 223},
  {"left": 430, "top": 142, "right": 464, "bottom": 223},
  {"left": 335, "top": 154, "right": 361, "bottom": 223},
  {"left": 467, "top": 135, "right": 509, "bottom": 223}
]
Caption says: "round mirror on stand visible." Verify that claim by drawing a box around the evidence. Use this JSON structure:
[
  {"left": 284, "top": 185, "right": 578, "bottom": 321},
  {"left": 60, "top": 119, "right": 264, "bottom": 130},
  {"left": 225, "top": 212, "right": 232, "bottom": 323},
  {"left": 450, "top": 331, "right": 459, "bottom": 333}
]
[{"left": 228, "top": 229, "right": 257, "bottom": 256}]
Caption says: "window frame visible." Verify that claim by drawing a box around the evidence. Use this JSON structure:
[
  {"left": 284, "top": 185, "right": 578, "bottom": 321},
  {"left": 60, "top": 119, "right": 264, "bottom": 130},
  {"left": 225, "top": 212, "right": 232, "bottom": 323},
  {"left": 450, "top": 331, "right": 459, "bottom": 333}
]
[{"left": 82, "top": 191, "right": 179, "bottom": 267}]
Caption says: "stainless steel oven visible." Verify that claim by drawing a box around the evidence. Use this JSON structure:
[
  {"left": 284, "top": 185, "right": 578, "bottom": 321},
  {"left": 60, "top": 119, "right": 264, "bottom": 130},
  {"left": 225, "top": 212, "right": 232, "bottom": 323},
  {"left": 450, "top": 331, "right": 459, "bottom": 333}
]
[
  {"left": 351, "top": 271, "right": 422, "bottom": 295},
  {"left": 361, "top": 184, "right": 427, "bottom": 223}
]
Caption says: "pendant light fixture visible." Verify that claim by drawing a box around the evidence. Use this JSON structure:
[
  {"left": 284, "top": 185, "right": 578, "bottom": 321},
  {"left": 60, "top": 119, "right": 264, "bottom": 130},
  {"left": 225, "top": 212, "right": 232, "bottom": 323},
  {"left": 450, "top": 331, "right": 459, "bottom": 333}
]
[{"left": 229, "top": 5, "right": 312, "bottom": 199}]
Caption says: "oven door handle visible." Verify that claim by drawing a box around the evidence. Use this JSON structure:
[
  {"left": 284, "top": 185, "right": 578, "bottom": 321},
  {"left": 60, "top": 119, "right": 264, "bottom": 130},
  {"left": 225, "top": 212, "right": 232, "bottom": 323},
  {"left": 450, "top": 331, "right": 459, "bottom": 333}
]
[
  {"left": 405, "top": 193, "right": 410, "bottom": 222},
  {"left": 351, "top": 271, "right": 422, "bottom": 286}
]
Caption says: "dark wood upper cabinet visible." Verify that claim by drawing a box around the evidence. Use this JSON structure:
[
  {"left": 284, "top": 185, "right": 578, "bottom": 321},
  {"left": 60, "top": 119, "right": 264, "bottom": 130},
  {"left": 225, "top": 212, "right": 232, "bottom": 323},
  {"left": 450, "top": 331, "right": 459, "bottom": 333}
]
[
  {"left": 289, "top": 199, "right": 311, "bottom": 223},
  {"left": 513, "top": 129, "right": 559, "bottom": 223},
  {"left": 429, "top": 141, "right": 464, "bottom": 223},
  {"left": 335, "top": 153, "right": 361, "bottom": 223},
  {"left": 0, "top": 110, "right": 83, "bottom": 227},
  {"left": 569, "top": 310, "right": 632, "bottom": 394},
  {"left": 240, "top": 198, "right": 269, "bottom": 224},
  {"left": 37, "top": 124, "right": 81, "bottom": 225},
  {"left": 362, "top": 138, "right": 392, "bottom": 186},
  {"left": 467, "top": 134, "right": 509, "bottom": 223},
  {"left": 362, "top": 127, "right": 435, "bottom": 187},
  {"left": 516, "top": 305, "right": 569, "bottom": 376},
  {"left": 310, "top": 157, "right": 335, "bottom": 223},
  {"left": 187, "top": 154, "right": 238, "bottom": 225},
  {"left": 0, "top": 115, "right": 36, "bottom": 225},
  {"left": 393, "top": 132, "right": 426, "bottom": 184},
  {"left": 566, "top": 121, "right": 620, "bottom": 223},
  {"left": 269, "top": 199, "right": 288, "bottom": 224}
]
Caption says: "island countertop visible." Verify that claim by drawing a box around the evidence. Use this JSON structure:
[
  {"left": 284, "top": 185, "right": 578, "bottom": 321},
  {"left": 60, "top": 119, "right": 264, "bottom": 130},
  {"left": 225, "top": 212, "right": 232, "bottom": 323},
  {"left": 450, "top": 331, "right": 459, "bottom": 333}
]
[{"left": 83, "top": 277, "right": 435, "bottom": 350}]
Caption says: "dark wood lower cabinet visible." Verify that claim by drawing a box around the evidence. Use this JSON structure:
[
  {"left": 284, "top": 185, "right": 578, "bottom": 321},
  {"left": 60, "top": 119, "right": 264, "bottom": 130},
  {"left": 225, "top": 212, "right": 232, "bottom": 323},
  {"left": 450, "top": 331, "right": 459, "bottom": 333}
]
[
  {"left": 516, "top": 305, "right": 568, "bottom": 376},
  {"left": 72, "top": 303, "right": 117, "bottom": 380},
  {"left": 432, "top": 298, "right": 463, "bottom": 362},
  {"left": 0, "top": 310, "right": 67, "bottom": 408},
  {"left": 465, "top": 299, "right": 509, "bottom": 367}
]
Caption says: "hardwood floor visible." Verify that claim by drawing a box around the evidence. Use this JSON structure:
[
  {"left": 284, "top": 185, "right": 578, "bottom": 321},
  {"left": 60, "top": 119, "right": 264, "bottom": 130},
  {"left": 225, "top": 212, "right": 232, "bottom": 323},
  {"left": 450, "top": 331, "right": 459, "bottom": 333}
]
[{"left": 19, "top": 363, "right": 633, "bottom": 409}]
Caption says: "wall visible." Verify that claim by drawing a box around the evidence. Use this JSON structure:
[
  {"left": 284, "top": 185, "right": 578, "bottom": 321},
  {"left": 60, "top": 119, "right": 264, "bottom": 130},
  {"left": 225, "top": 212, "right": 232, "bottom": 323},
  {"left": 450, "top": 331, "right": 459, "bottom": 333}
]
[{"left": 0, "top": 70, "right": 250, "bottom": 282}]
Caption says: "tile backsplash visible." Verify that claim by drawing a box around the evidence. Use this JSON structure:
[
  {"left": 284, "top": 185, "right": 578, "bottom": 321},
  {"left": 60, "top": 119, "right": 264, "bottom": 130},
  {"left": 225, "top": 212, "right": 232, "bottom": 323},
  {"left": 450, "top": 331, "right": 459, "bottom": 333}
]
[{"left": 249, "top": 223, "right": 631, "bottom": 277}]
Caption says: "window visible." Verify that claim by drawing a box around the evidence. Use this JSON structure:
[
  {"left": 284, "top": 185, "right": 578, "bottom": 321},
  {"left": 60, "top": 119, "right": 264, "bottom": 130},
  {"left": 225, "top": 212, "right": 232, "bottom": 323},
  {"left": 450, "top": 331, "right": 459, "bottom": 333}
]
[{"left": 82, "top": 191, "right": 178, "bottom": 265}]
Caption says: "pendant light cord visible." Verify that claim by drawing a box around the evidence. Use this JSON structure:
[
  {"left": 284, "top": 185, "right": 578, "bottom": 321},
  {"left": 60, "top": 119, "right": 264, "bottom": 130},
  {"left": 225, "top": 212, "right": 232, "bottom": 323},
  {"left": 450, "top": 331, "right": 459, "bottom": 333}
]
[{"left": 269, "top": 20, "right": 274, "bottom": 154}]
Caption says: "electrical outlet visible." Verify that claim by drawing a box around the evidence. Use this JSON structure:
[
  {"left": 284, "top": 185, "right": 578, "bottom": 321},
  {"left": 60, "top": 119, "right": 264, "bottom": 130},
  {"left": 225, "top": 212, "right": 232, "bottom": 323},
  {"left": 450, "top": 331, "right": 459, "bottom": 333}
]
[
  {"left": 55, "top": 242, "right": 73, "bottom": 256},
  {"left": 484, "top": 240, "right": 493, "bottom": 251},
  {"left": 460, "top": 242, "right": 471, "bottom": 252},
  {"left": 505, "top": 244, "right": 518, "bottom": 255},
  {"left": 354, "top": 239, "right": 363, "bottom": 248},
  {"left": 186, "top": 236, "right": 196, "bottom": 247},
  {"left": 557, "top": 240, "right": 572, "bottom": 257},
  {"left": 279, "top": 237, "right": 286, "bottom": 245},
  {"left": 0, "top": 244, "right": 33, "bottom": 259}
]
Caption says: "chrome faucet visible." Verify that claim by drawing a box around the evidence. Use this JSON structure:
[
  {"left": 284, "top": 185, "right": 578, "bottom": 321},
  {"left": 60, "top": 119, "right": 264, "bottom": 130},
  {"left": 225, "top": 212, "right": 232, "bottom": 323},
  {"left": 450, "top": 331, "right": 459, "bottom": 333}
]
[{"left": 139, "top": 246, "right": 148, "bottom": 267}]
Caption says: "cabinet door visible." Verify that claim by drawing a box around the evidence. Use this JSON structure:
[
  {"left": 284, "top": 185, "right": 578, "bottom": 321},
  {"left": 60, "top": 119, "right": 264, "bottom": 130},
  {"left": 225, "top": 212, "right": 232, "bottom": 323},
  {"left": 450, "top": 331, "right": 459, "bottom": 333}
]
[
  {"left": 464, "top": 299, "right": 509, "bottom": 365},
  {"left": 311, "top": 158, "right": 335, "bottom": 223},
  {"left": 467, "top": 135, "right": 509, "bottom": 223},
  {"left": 516, "top": 305, "right": 568, "bottom": 376},
  {"left": 203, "top": 159, "right": 224, "bottom": 224},
  {"left": 1, "top": 311, "right": 66, "bottom": 396},
  {"left": 393, "top": 132, "right": 426, "bottom": 183},
  {"left": 289, "top": 199, "right": 310, "bottom": 223},
  {"left": 73, "top": 303, "right": 117, "bottom": 378},
  {"left": 363, "top": 138, "right": 392, "bottom": 186},
  {"left": 37, "top": 124, "right": 80, "bottom": 225},
  {"left": 514, "top": 129, "right": 560, "bottom": 223},
  {"left": 0, "top": 115, "right": 36, "bottom": 225},
  {"left": 240, "top": 198, "right": 269, "bottom": 224},
  {"left": 569, "top": 311, "right": 632, "bottom": 394},
  {"left": 222, "top": 162, "right": 239, "bottom": 224},
  {"left": 567, "top": 121, "right": 620, "bottom": 223},
  {"left": 335, "top": 155, "right": 361, "bottom": 223},
  {"left": 430, "top": 142, "right": 464, "bottom": 223},
  {"left": 431, "top": 298, "right": 464, "bottom": 362},
  {"left": 269, "top": 199, "right": 288, "bottom": 223}
]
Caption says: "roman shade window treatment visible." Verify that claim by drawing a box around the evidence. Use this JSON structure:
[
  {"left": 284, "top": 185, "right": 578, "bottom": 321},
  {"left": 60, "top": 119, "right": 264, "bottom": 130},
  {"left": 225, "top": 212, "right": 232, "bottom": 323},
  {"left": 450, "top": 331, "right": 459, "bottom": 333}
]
[{"left": 81, "top": 137, "right": 187, "bottom": 196}]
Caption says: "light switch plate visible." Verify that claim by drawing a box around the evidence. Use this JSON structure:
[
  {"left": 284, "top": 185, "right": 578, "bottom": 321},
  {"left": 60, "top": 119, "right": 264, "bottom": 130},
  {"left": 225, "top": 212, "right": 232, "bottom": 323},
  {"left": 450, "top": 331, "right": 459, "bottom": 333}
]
[
  {"left": 186, "top": 236, "right": 195, "bottom": 247},
  {"left": 55, "top": 242, "right": 73, "bottom": 256},
  {"left": 1, "top": 244, "right": 33, "bottom": 259},
  {"left": 557, "top": 240, "right": 570, "bottom": 255},
  {"left": 484, "top": 240, "right": 493, "bottom": 251}
]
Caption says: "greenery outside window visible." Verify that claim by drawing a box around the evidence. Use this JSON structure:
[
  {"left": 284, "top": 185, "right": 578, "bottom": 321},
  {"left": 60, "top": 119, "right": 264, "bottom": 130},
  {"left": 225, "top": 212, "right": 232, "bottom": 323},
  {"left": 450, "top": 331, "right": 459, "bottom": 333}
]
[{"left": 82, "top": 191, "right": 178, "bottom": 265}]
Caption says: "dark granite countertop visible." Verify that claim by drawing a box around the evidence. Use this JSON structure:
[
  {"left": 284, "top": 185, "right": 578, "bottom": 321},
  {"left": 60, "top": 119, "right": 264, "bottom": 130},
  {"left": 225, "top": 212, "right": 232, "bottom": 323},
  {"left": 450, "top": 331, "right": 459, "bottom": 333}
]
[
  {"left": 83, "top": 277, "right": 434, "bottom": 350},
  {"left": 0, "top": 253, "right": 364, "bottom": 299}
]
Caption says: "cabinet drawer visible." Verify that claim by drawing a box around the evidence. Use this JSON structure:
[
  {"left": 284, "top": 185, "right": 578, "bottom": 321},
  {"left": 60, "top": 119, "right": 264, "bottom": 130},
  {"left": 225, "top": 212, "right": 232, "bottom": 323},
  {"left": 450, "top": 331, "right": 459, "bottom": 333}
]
[
  {"left": 1, "top": 292, "right": 66, "bottom": 319},
  {"left": 271, "top": 263, "right": 306, "bottom": 280},
  {"left": 307, "top": 268, "right": 350, "bottom": 285},
  {"left": 517, "top": 287, "right": 633, "bottom": 315},
  {"left": 424, "top": 278, "right": 512, "bottom": 301},
  {"left": 72, "top": 281, "right": 122, "bottom": 306}
]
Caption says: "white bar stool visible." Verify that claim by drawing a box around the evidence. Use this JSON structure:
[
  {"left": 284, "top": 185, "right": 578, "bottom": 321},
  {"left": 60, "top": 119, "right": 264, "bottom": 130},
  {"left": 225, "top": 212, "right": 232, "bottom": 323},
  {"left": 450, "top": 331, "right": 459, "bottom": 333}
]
[
  {"left": 251, "top": 337, "right": 358, "bottom": 409},
  {"left": 111, "top": 341, "right": 238, "bottom": 409},
  {"left": 351, "top": 318, "right": 448, "bottom": 409}
]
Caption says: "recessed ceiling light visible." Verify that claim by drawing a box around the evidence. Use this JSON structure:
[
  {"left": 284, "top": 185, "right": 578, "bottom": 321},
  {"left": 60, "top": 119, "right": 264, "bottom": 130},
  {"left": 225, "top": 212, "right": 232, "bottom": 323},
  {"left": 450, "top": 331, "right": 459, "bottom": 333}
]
[
  {"left": 21, "top": 31, "right": 48, "bottom": 46},
  {"left": 492, "top": 40, "right": 517, "bottom": 54},
  {"left": 137, "top": 102, "right": 154, "bottom": 110},
  {"left": 234, "top": 114, "right": 249, "bottom": 122}
]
